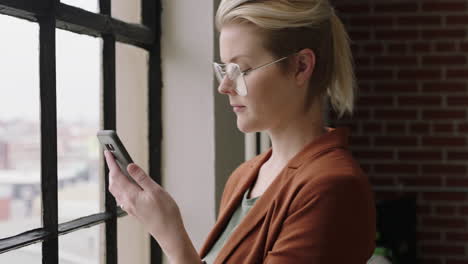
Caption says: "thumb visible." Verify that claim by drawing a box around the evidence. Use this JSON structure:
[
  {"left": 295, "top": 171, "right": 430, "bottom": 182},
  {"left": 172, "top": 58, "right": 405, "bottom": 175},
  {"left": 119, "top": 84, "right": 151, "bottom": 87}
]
[{"left": 127, "top": 163, "right": 152, "bottom": 190}]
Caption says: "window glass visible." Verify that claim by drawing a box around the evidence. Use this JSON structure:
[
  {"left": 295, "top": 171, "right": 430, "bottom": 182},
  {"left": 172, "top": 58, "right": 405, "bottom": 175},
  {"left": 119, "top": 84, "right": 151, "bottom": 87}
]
[
  {"left": 56, "top": 29, "right": 102, "bottom": 223},
  {"left": 0, "top": 14, "right": 41, "bottom": 239},
  {"left": 59, "top": 224, "right": 103, "bottom": 264},
  {"left": 112, "top": 0, "right": 141, "bottom": 24},
  {"left": 0, "top": 243, "right": 41, "bottom": 263},
  {"left": 61, "top": 0, "right": 99, "bottom": 13}
]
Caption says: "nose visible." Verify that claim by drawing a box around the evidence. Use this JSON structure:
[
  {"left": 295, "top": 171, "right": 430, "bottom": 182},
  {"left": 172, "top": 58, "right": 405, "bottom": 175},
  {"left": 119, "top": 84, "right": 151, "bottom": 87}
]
[{"left": 218, "top": 76, "right": 237, "bottom": 95}]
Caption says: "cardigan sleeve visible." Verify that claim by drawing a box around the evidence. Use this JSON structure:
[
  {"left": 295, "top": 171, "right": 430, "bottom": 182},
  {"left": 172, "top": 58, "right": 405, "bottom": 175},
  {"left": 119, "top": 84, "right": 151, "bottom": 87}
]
[{"left": 263, "top": 174, "right": 376, "bottom": 264}]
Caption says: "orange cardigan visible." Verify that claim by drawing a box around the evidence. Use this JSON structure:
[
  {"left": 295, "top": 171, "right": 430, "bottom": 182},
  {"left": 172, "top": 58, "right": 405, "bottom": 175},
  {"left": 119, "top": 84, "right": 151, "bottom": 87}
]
[{"left": 199, "top": 127, "right": 376, "bottom": 263}]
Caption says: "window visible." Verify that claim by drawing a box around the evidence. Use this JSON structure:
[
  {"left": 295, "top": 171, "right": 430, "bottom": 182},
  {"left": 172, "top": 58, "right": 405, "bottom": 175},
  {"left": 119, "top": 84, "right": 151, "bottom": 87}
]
[{"left": 0, "top": 1, "right": 162, "bottom": 263}]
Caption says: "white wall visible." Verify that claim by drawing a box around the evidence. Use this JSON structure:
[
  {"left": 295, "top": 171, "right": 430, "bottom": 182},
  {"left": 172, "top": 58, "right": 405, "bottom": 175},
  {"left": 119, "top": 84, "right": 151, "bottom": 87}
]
[{"left": 160, "top": 0, "right": 216, "bottom": 262}]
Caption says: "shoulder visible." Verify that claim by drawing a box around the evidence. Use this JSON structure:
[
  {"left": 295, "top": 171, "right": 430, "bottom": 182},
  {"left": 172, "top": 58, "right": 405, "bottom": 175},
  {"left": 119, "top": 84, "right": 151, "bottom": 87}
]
[{"left": 289, "top": 147, "right": 373, "bottom": 209}]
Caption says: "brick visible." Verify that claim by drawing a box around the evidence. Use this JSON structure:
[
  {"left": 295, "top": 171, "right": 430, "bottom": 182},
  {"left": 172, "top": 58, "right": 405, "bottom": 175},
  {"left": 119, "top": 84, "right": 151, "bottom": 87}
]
[
  {"left": 423, "top": 82, "right": 466, "bottom": 93},
  {"left": 354, "top": 109, "right": 371, "bottom": 119},
  {"left": 348, "top": 31, "right": 371, "bottom": 41},
  {"left": 412, "top": 42, "right": 431, "bottom": 52},
  {"left": 369, "top": 177, "right": 393, "bottom": 186},
  {"left": 375, "top": 110, "right": 418, "bottom": 120},
  {"left": 400, "top": 177, "right": 441, "bottom": 186},
  {"left": 417, "top": 205, "right": 432, "bottom": 215},
  {"left": 422, "top": 137, "right": 466, "bottom": 146},
  {"left": 375, "top": 191, "right": 401, "bottom": 201},
  {"left": 422, "top": 2, "right": 467, "bottom": 12},
  {"left": 375, "top": 136, "right": 418, "bottom": 146},
  {"left": 446, "top": 232, "right": 468, "bottom": 241},
  {"left": 375, "top": 164, "right": 418, "bottom": 174},
  {"left": 374, "top": 82, "right": 418, "bottom": 93},
  {"left": 399, "top": 151, "right": 442, "bottom": 161},
  {"left": 410, "top": 123, "right": 430, "bottom": 133},
  {"left": 388, "top": 43, "right": 407, "bottom": 54},
  {"left": 436, "top": 206, "right": 456, "bottom": 216},
  {"left": 355, "top": 57, "right": 371, "bottom": 66},
  {"left": 336, "top": 4, "right": 371, "bottom": 13},
  {"left": 351, "top": 16, "right": 393, "bottom": 27},
  {"left": 386, "top": 123, "right": 406, "bottom": 133},
  {"left": 417, "top": 231, "right": 441, "bottom": 241},
  {"left": 447, "top": 15, "right": 468, "bottom": 25},
  {"left": 354, "top": 151, "right": 393, "bottom": 160},
  {"left": 446, "top": 178, "right": 468, "bottom": 187},
  {"left": 398, "top": 70, "right": 442, "bottom": 80},
  {"left": 422, "top": 164, "right": 466, "bottom": 174},
  {"left": 398, "top": 96, "right": 441, "bottom": 106},
  {"left": 447, "top": 96, "right": 468, "bottom": 105},
  {"left": 435, "top": 42, "right": 456, "bottom": 52},
  {"left": 458, "top": 123, "right": 468, "bottom": 132},
  {"left": 375, "top": 3, "right": 418, "bottom": 13},
  {"left": 421, "top": 244, "right": 465, "bottom": 256},
  {"left": 398, "top": 16, "right": 442, "bottom": 26},
  {"left": 460, "top": 42, "right": 468, "bottom": 52},
  {"left": 422, "top": 217, "right": 466, "bottom": 229},
  {"left": 356, "top": 70, "right": 393, "bottom": 80},
  {"left": 433, "top": 124, "right": 454, "bottom": 133},
  {"left": 421, "top": 258, "right": 443, "bottom": 264},
  {"left": 363, "top": 43, "right": 384, "bottom": 53},
  {"left": 376, "top": 30, "right": 419, "bottom": 40},
  {"left": 448, "top": 152, "right": 468, "bottom": 160},
  {"left": 447, "top": 69, "right": 468, "bottom": 78},
  {"left": 421, "top": 29, "right": 466, "bottom": 39},
  {"left": 422, "top": 56, "right": 466, "bottom": 65},
  {"left": 350, "top": 44, "right": 360, "bottom": 55},
  {"left": 374, "top": 56, "right": 418, "bottom": 66},
  {"left": 350, "top": 136, "right": 370, "bottom": 146},
  {"left": 422, "top": 111, "right": 466, "bottom": 120},
  {"left": 358, "top": 96, "right": 393, "bottom": 106},
  {"left": 460, "top": 206, "right": 468, "bottom": 215},
  {"left": 362, "top": 122, "right": 383, "bottom": 133},
  {"left": 423, "top": 192, "right": 468, "bottom": 201}
]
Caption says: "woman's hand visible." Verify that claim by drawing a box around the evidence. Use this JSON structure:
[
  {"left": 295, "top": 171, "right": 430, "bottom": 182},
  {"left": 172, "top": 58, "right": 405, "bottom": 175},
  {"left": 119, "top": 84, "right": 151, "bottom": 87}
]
[{"left": 103, "top": 150, "right": 201, "bottom": 263}]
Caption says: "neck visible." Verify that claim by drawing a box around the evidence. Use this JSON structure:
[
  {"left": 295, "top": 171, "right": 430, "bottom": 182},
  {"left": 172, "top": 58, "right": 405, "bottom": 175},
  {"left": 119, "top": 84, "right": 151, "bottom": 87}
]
[{"left": 263, "top": 104, "right": 326, "bottom": 171}]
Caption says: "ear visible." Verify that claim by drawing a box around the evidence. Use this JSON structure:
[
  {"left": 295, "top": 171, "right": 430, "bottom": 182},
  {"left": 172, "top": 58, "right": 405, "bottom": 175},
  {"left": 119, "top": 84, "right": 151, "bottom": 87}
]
[{"left": 294, "top": 48, "right": 316, "bottom": 87}]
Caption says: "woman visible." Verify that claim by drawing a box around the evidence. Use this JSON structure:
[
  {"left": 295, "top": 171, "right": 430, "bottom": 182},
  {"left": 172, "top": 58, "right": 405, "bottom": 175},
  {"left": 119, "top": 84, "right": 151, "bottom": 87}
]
[{"left": 104, "top": 0, "right": 376, "bottom": 263}]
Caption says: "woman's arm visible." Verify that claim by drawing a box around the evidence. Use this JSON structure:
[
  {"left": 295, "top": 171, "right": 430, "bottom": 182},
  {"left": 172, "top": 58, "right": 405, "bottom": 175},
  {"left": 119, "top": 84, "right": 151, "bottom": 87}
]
[{"left": 104, "top": 150, "right": 203, "bottom": 264}]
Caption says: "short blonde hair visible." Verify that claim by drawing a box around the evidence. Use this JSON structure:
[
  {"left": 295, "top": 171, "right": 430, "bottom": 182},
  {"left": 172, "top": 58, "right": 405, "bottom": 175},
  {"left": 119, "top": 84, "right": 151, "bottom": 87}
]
[{"left": 216, "top": 0, "right": 356, "bottom": 117}]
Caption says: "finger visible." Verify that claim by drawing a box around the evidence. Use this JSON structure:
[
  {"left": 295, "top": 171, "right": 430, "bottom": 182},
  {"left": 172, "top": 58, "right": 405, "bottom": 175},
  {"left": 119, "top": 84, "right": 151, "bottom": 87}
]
[
  {"left": 104, "top": 150, "right": 120, "bottom": 172},
  {"left": 105, "top": 151, "right": 141, "bottom": 197},
  {"left": 127, "top": 163, "right": 155, "bottom": 191}
]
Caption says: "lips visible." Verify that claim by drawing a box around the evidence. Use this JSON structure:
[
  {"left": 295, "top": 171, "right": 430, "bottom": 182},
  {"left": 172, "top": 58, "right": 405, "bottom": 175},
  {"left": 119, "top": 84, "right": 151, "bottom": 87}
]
[{"left": 231, "top": 104, "right": 246, "bottom": 113}]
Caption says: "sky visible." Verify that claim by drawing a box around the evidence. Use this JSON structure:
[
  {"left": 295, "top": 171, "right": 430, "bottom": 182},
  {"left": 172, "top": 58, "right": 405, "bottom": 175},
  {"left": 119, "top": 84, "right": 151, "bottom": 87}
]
[{"left": 0, "top": 1, "right": 101, "bottom": 123}]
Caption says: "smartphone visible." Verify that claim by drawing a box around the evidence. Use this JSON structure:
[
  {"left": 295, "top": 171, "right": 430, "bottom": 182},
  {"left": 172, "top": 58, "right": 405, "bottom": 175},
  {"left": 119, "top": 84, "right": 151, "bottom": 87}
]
[{"left": 97, "top": 130, "right": 139, "bottom": 186}]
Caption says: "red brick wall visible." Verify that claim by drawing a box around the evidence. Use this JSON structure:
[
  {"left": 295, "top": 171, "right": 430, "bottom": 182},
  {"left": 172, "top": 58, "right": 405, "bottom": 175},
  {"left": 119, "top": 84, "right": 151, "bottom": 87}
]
[{"left": 332, "top": 1, "right": 468, "bottom": 263}]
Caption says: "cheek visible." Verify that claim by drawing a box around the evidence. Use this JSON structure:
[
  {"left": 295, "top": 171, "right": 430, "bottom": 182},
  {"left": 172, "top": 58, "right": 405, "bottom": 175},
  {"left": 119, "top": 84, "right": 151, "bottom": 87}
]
[{"left": 246, "top": 75, "right": 292, "bottom": 113}]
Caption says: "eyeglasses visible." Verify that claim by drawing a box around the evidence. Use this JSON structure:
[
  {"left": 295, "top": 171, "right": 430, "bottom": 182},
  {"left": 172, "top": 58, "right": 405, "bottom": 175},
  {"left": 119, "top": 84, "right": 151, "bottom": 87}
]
[{"left": 213, "top": 55, "right": 291, "bottom": 96}]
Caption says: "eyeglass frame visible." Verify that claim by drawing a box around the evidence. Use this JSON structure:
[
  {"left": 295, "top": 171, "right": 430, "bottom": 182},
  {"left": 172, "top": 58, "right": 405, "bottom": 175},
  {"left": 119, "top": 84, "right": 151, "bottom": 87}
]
[{"left": 213, "top": 53, "right": 296, "bottom": 96}]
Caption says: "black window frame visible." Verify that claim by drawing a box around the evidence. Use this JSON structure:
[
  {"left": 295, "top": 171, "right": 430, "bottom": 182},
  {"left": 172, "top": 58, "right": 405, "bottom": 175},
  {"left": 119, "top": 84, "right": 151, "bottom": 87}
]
[{"left": 0, "top": 0, "right": 163, "bottom": 263}]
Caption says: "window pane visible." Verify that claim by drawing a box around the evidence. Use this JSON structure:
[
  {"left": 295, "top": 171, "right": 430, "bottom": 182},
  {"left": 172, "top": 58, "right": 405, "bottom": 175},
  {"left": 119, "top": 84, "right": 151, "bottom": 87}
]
[
  {"left": 112, "top": 0, "right": 141, "bottom": 24},
  {"left": 0, "top": 15, "right": 41, "bottom": 238},
  {"left": 0, "top": 243, "right": 41, "bottom": 263},
  {"left": 56, "top": 29, "right": 102, "bottom": 223},
  {"left": 115, "top": 42, "right": 148, "bottom": 168},
  {"left": 59, "top": 224, "right": 103, "bottom": 264},
  {"left": 61, "top": 0, "right": 99, "bottom": 13}
]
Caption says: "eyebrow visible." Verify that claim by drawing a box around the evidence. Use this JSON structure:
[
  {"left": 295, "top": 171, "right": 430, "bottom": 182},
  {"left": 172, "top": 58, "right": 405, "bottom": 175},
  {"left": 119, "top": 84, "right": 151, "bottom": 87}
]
[{"left": 221, "top": 54, "right": 250, "bottom": 64}]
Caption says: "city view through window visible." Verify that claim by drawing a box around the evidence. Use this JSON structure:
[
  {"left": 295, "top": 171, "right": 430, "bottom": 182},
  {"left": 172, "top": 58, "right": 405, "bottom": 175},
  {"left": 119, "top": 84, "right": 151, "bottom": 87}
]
[{"left": 0, "top": 1, "right": 104, "bottom": 262}]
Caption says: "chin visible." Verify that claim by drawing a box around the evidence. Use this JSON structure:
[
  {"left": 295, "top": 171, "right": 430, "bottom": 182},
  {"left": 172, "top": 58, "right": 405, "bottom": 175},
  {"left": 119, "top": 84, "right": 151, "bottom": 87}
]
[{"left": 236, "top": 116, "right": 263, "bottom": 133}]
